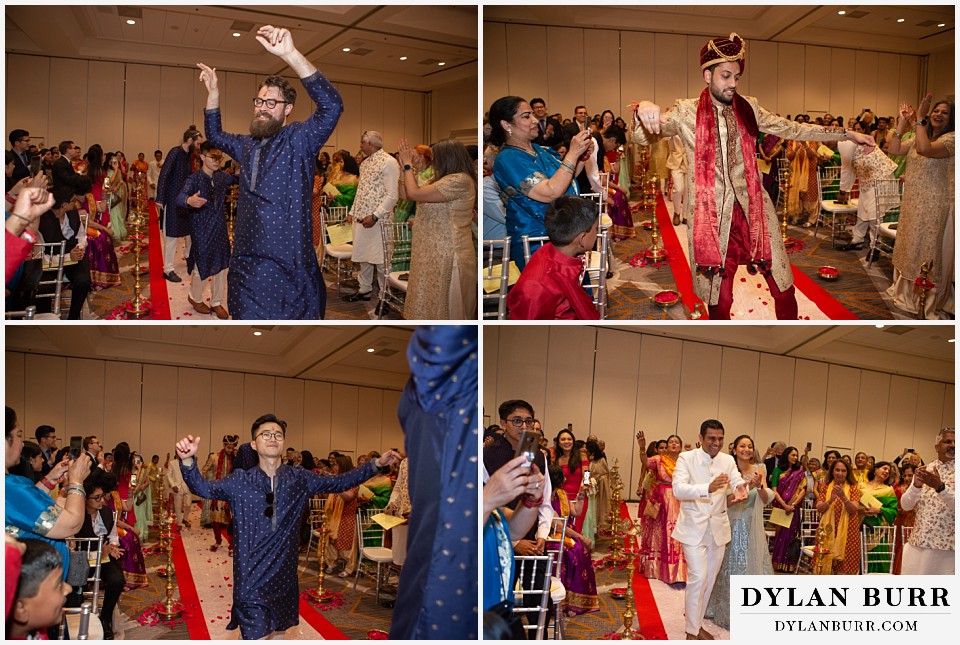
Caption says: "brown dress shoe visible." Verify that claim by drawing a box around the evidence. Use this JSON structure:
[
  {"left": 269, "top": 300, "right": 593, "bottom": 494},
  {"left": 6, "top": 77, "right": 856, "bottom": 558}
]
[
  {"left": 188, "top": 296, "right": 211, "bottom": 314},
  {"left": 212, "top": 304, "right": 229, "bottom": 320},
  {"left": 698, "top": 627, "right": 715, "bottom": 640}
]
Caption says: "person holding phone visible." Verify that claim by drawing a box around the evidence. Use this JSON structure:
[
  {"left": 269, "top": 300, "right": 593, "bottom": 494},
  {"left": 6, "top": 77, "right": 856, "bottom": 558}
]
[{"left": 554, "top": 429, "right": 590, "bottom": 533}]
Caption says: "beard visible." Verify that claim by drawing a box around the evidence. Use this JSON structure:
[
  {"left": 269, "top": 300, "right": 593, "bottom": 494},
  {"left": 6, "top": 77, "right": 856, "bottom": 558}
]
[
  {"left": 710, "top": 84, "right": 735, "bottom": 105},
  {"left": 250, "top": 111, "right": 284, "bottom": 139}
]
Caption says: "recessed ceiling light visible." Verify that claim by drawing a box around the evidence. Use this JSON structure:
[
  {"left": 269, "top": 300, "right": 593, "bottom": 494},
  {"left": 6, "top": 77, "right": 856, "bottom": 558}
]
[
  {"left": 366, "top": 348, "right": 376, "bottom": 353},
  {"left": 897, "top": 18, "right": 905, "bottom": 23},
  {"left": 342, "top": 47, "right": 351, "bottom": 52},
  {"left": 232, "top": 32, "right": 241, "bottom": 38},
  {"left": 253, "top": 331, "right": 262, "bottom": 337},
  {"left": 399, "top": 56, "right": 407, "bottom": 61},
  {"left": 938, "top": 23, "right": 946, "bottom": 27},
  {"left": 127, "top": 19, "right": 136, "bottom": 25},
  {"left": 837, "top": 10, "right": 846, "bottom": 16},
  {"left": 438, "top": 62, "right": 445, "bottom": 66}
]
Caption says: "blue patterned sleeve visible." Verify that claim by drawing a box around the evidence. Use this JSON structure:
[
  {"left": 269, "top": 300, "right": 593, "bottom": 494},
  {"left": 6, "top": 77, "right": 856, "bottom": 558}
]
[
  {"left": 305, "top": 458, "right": 381, "bottom": 496},
  {"left": 181, "top": 458, "right": 231, "bottom": 501},
  {"left": 296, "top": 71, "right": 344, "bottom": 150},
  {"left": 176, "top": 171, "right": 201, "bottom": 210},
  {"left": 4, "top": 474, "right": 62, "bottom": 537},
  {"left": 204, "top": 108, "right": 245, "bottom": 162}
]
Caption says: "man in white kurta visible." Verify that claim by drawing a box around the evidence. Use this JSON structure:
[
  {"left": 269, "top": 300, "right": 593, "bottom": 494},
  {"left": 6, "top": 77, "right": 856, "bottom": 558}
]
[
  {"left": 672, "top": 420, "right": 757, "bottom": 640},
  {"left": 346, "top": 130, "right": 400, "bottom": 303},
  {"left": 900, "top": 427, "right": 954, "bottom": 574}
]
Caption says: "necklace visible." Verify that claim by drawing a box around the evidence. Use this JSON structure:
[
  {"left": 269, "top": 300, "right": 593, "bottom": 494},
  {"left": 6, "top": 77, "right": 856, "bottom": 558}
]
[{"left": 505, "top": 143, "right": 536, "bottom": 156}]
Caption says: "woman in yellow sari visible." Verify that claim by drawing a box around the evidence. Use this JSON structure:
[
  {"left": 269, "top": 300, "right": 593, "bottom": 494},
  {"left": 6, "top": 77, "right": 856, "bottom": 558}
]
[
  {"left": 814, "top": 459, "right": 863, "bottom": 574},
  {"left": 324, "top": 455, "right": 359, "bottom": 577}
]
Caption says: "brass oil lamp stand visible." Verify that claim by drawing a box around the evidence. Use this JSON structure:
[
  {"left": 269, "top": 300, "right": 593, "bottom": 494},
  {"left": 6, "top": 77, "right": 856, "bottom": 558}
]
[
  {"left": 777, "top": 161, "right": 796, "bottom": 248},
  {"left": 617, "top": 517, "right": 644, "bottom": 640},
  {"left": 123, "top": 175, "right": 152, "bottom": 318},
  {"left": 607, "top": 459, "right": 626, "bottom": 563},
  {"left": 306, "top": 526, "right": 334, "bottom": 603},
  {"left": 156, "top": 510, "right": 182, "bottom": 620}
]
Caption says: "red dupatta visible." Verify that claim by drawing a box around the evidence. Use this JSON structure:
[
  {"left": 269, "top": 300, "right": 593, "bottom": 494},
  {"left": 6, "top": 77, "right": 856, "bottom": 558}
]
[{"left": 693, "top": 89, "right": 771, "bottom": 275}]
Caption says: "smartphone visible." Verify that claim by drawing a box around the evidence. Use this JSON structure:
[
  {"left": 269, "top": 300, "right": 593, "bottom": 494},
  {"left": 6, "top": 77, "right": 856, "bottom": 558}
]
[
  {"left": 582, "top": 470, "right": 591, "bottom": 487},
  {"left": 514, "top": 431, "right": 538, "bottom": 467},
  {"left": 69, "top": 446, "right": 82, "bottom": 460},
  {"left": 806, "top": 442, "right": 812, "bottom": 452}
]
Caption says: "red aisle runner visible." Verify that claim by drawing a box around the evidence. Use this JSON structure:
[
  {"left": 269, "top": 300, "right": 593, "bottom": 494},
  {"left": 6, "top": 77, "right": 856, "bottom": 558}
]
[
  {"left": 652, "top": 194, "right": 705, "bottom": 316},
  {"left": 298, "top": 597, "right": 349, "bottom": 640},
  {"left": 619, "top": 502, "right": 668, "bottom": 640},
  {"left": 146, "top": 201, "right": 172, "bottom": 319},
  {"left": 171, "top": 533, "right": 211, "bottom": 639},
  {"left": 790, "top": 265, "right": 858, "bottom": 319}
]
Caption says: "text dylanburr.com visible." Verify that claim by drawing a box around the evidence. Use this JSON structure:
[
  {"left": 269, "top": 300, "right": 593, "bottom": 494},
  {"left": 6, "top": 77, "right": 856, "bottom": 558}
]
[{"left": 730, "top": 576, "right": 956, "bottom": 641}]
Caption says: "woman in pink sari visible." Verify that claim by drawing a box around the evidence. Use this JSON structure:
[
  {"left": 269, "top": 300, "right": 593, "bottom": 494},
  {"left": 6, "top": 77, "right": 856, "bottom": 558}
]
[
  {"left": 642, "top": 434, "right": 686, "bottom": 584},
  {"left": 553, "top": 429, "right": 589, "bottom": 532}
]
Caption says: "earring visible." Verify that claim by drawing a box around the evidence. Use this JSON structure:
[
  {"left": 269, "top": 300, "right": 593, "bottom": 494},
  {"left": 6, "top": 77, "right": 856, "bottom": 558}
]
[{"left": 507, "top": 128, "right": 512, "bottom": 136}]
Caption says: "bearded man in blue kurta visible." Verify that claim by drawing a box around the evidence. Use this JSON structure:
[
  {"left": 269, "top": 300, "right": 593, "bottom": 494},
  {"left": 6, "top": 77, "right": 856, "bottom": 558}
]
[
  {"left": 197, "top": 25, "right": 343, "bottom": 320},
  {"left": 176, "top": 415, "right": 401, "bottom": 640}
]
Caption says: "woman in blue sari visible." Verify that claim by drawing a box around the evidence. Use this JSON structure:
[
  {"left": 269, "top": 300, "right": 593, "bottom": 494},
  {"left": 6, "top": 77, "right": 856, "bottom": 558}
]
[{"left": 489, "top": 96, "right": 593, "bottom": 269}]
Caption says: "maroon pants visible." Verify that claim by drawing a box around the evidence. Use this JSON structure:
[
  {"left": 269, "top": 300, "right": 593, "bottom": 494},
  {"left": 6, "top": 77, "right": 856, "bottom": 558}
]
[
  {"left": 708, "top": 203, "right": 798, "bottom": 320},
  {"left": 212, "top": 522, "right": 232, "bottom": 546}
]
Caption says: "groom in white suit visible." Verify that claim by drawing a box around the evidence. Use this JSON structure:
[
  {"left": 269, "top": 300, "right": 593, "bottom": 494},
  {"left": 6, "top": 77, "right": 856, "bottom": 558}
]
[{"left": 672, "top": 419, "right": 762, "bottom": 640}]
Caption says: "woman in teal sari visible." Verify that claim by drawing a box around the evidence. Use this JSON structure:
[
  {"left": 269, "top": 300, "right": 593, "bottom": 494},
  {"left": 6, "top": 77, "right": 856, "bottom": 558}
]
[
  {"left": 325, "top": 150, "right": 359, "bottom": 210},
  {"left": 103, "top": 153, "right": 127, "bottom": 242},
  {"left": 858, "top": 460, "right": 898, "bottom": 573}
]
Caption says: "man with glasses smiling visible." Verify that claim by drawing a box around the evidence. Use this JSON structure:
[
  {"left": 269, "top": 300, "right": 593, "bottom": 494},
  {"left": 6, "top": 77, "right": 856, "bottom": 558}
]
[
  {"left": 197, "top": 24, "right": 343, "bottom": 320},
  {"left": 175, "top": 414, "right": 400, "bottom": 640},
  {"left": 176, "top": 141, "right": 236, "bottom": 319}
]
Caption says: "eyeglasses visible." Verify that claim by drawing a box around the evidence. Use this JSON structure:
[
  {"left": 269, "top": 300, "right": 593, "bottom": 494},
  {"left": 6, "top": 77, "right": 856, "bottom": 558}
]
[
  {"left": 252, "top": 98, "right": 291, "bottom": 109},
  {"left": 506, "top": 417, "right": 535, "bottom": 427},
  {"left": 264, "top": 491, "right": 275, "bottom": 518},
  {"left": 203, "top": 154, "right": 224, "bottom": 162},
  {"left": 88, "top": 494, "right": 104, "bottom": 501},
  {"left": 256, "top": 430, "right": 284, "bottom": 441},
  {"left": 18, "top": 138, "right": 30, "bottom": 143}
]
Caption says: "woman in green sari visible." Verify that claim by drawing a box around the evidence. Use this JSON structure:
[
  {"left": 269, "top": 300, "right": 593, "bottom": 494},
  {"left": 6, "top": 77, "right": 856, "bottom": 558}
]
[
  {"left": 324, "top": 149, "right": 359, "bottom": 210},
  {"left": 103, "top": 152, "right": 127, "bottom": 242},
  {"left": 858, "top": 460, "right": 898, "bottom": 573}
]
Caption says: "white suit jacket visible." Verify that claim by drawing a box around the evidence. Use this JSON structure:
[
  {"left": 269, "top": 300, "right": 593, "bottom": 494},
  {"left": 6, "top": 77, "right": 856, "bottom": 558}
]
[{"left": 671, "top": 448, "right": 745, "bottom": 546}]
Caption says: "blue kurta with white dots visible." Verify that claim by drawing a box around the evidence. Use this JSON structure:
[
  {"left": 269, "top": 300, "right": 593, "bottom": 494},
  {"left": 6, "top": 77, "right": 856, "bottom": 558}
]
[
  {"left": 180, "top": 456, "right": 382, "bottom": 639},
  {"left": 176, "top": 168, "right": 237, "bottom": 279},
  {"left": 390, "top": 326, "right": 479, "bottom": 639},
  {"left": 155, "top": 145, "right": 196, "bottom": 238},
  {"left": 204, "top": 71, "right": 343, "bottom": 320}
]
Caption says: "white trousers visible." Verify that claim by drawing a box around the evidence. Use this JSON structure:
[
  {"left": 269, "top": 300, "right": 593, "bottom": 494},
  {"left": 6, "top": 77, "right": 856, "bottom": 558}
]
[
  {"left": 190, "top": 267, "right": 227, "bottom": 307},
  {"left": 671, "top": 169, "right": 686, "bottom": 216},
  {"left": 901, "top": 543, "right": 955, "bottom": 575},
  {"left": 161, "top": 206, "right": 191, "bottom": 273},
  {"left": 357, "top": 262, "right": 385, "bottom": 294},
  {"left": 168, "top": 492, "right": 189, "bottom": 525},
  {"left": 681, "top": 524, "right": 726, "bottom": 637}
]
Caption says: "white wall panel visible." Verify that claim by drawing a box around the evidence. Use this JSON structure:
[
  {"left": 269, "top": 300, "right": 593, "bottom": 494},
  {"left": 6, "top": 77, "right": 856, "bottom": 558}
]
[
  {"left": 6, "top": 352, "right": 26, "bottom": 420},
  {"left": 755, "top": 354, "right": 797, "bottom": 455},
  {"left": 591, "top": 329, "right": 642, "bottom": 489},
  {"left": 243, "top": 374, "right": 276, "bottom": 427},
  {"left": 381, "top": 390, "right": 404, "bottom": 454},
  {"left": 941, "top": 386, "right": 954, "bottom": 430},
  {"left": 333, "top": 83, "right": 363, "bottom": 154},
  {"left": 829, "top": 49, "right": 857, "bottom": 121},
  {"left": 777, "top": 43, "right": 805, "bottom": 117},
  {"left": 356, "top": 387, "right": 384, "bottom": 457},
  {"left": 914, "top": 380, "right": 947, "bottom": 449},
  {"left": 66, "top": 359, "right": 105, "bottom": 445},
  {"left": 330, "top": 383, "right": 359, "bottom": 459},
  {"left": 140, "top": 364, "right": 178, "bottom": 465},
  {"left": 854, "top": 371, "right": 891, "bottom": 458},
  {"left": 823, "top": 364, "right": 860, "bottom": 452},
  {"left": 23, "top": 355, "right": 67, "bottom": 439},
  {"left": 103, "top": 362, "right": 143, "bottom": 455},
  {"left": 483, "top": 22, "right": 509, "bottom": 110},
  {"left": 543, "top": 326, "right": 597, "bottom": 433},
  {"left": 507, "top": 24, "right": 549, "bottom": 109},
  {"left": 654, "top": 34, "right": 687, "bottom": 115},
  {"left": 482, "top": 326, "right": 500, "bottom": 424},
  {"left": 210, "top": 371, "right": 245, "bottom": 447},
  {"left": 586, "top": 30, "right": 621, "bottom": 119},
  {"left": 303, "top": 380, "right": 333, "bottom": 456},
  {"left": 876, "top": 53, "right": 901, "bottom": 118},
  {"left": 749, "top": 41, "right": 779, "bottom": 111},
  {"left": 158, "top": 66, "right": 197, "bottom": 155},
  {"left": 175, "top": 368, "right": 212, "bottom": 458},
  {"left": 222, "top": 71, "right": 258, "bottom": 141},
  {"left": 6, "top": 55, "right": 50, "bottom": 143},
  {"left": 361, "top": 86, "right": 386, "bottom": 141},
  {"left": 717, "top": 347, "right": 760, "bottom": 439},
  {"left": 493, "top": 326, "right": 549, "bottom": 422},
  {"left": 885, "top": 375, "right": 919, "bottom": 453},
  {"left": 546, "top": 27, "right": 584, "bottom": 120},
  {"left": 635, "top": 335, "right": 683, "bottom": 439},
  {"left": 123, "top": 64, "right": 162, "bottom": 162},
  {"left": 49, "top": 59, "right": 89, "bottom": 149},
  {"left": 803, "top": 46, "right": 832, "bottom": 114},
  {"left": 275, "top": 378, "right": 306, "bottom": 454},
  {"left": 677, "top": 342, "right": 722, "bottom": 440},
  {"left": 87, "top": 61, "right": 125, "bottom": 152},
  {"left": 853, "top": 50, "right": 880, "bottom": 123},
  {"left": 620, "top": 32, "right": 655, "bottom": 112}
]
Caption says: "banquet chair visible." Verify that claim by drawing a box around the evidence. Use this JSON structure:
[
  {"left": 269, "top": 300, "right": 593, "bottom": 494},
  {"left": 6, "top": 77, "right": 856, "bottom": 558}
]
[
  {"left": 66, "top": 536, "right": 105, "bottom": 616},
  {"left": 354, "top": 508, "right": 393, "bottom": 603},
  {"left": 377, "top": 219, "right": 412, "bottom": 320},
  {"left": 33, "top": 240, "right": 70, "bottom": 317},
  {"left": 511, "top": 554, "right": 555, "bottom": 640},
  {"left": 317, "top": 206, "right": 353, "bottom": 296},
  {"left": 5, "top": 305, "right": 37, "bottom": 320},
  {"left": 544, "top": 516, "right": 569, "bottom": 640},
  {"left": 814, "top": 165, "right": 859, "bottom": 247},
  {"left": 482, "top": 237, "right": 511, "bottom": 320},
  {"left": 59, "top": 601, "right": 101, "bottom": 641},
  {"left": 867, "top": 178, "right": 902, "bottom": 266},
  {"left": 300, "top": 496, "right": 327, "bottom": 573},
  {"left": 860, "top": 524, "right": 898, "bottom": 574},
  {"left": 794, "top": 506, "right": 820, "bottom": 574},
  {"left": 583, "top": 173, "right": 615, "bottom": 269},
  {"left": 521, "top": 232, "right": 608, "bottom": 319}
]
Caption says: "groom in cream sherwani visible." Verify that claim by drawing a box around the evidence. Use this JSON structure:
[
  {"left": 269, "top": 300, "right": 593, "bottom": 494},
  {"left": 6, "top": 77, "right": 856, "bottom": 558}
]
[{"left": 672, "top": 419, "right": 762, "bottom": 640}]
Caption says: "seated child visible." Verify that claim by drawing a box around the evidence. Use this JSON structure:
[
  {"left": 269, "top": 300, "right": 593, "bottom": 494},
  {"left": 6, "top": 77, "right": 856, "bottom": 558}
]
[
  {"left": 506, "top": 195, "right": 601, "bottom": 319},
  {"left": 7, "top": 538, "right": 71, "bottom": 640}
]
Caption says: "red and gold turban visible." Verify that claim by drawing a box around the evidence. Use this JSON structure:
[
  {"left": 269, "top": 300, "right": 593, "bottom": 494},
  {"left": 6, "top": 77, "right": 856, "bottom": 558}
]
[
  {"left": 700, "top": 33, "right": 746, "bottom": 73},
  {"left": 222, "top": 434, "right": 240, "bottom": 449}
]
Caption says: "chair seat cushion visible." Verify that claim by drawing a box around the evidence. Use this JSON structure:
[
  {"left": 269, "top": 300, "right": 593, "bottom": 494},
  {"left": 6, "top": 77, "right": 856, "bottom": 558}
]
[
  {"left": 550, "top": 580, "right": 566, "bottom": 603},
  {"left": 879, "top": 222, "right": 898, "bottom": 239},
  {"left": 361, "top": 547, "right": 393, "bottom": 562},
  {"left": 326, "top": 244, "right": 353, "bottom": 258},
  {"left": 821, "top": 200, "right": 858, "bottom": 213},
  {"left": 387, "top": 272, "right": 409, "bottom": 292}
]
